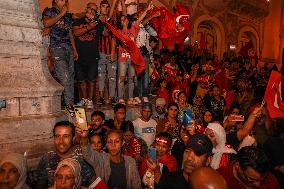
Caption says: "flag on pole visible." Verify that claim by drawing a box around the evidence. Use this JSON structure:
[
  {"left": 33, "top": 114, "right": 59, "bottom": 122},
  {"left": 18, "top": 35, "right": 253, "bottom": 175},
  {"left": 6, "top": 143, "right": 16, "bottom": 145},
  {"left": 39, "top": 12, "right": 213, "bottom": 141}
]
[
  {"left": 264, "top": 70, "right": 284, "bottom": 118},
  {"left": 103, "top": 21, "right": 145, "bottom": 75}
]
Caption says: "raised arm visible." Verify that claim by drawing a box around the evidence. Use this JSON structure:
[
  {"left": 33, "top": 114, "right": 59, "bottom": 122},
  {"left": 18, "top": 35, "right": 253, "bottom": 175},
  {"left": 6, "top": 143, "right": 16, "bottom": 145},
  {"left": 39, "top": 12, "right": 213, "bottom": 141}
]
[
  {"left": 121, "top": 0, "right": 127, "bottom": 16},
  {"left": 236, "top": 107, "right": 261, "bottom": 141},
  {"left": 141, "top": 10, "right": 160, "bottom": 26},
  {"left": 137, "top": 1, "right": 154, "bottom": 24},
  {"left": 109, "top": 0, "right": 119, "bottom": 19},
  {"left": 43, "top": 4, "right": 68, "bottom": 27}
]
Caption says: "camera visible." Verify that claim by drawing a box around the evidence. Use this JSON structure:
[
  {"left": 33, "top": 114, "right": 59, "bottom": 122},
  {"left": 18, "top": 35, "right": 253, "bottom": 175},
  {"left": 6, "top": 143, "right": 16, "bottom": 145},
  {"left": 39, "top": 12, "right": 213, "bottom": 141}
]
[{"left": 0, "top": 99, "right": 6, "bottom": 109}]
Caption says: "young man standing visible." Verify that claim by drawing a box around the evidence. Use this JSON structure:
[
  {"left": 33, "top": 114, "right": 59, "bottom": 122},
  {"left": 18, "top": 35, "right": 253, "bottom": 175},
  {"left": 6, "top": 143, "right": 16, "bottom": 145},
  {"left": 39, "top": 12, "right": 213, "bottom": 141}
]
[
  {"left": 104, "top": 103, "right": 130, "bottom": 130},
  {"left": 43, "top": 0, "right": 78, "bottom": 107},
  {"left": 133, "top": 102, "right": 157, "bottom": 147},
  {"left": 97, "top": 0, "right": 117, "bottom": 105},
  {"left": 73, "top": 2, "right": 103, "bottom": 109}
]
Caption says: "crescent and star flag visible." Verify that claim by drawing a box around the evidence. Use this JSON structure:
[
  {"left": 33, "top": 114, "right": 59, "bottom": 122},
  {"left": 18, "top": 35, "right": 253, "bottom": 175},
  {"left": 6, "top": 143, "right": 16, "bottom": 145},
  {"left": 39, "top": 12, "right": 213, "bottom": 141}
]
[
  {"left": 264, "top": 70, "right": 284, "bottom": 118},
  {"left": 148, "top": 5, "right": 191, "bottom": 47},
  {"left": 103, "top": 21, "right": 145, "bottom": 75}
]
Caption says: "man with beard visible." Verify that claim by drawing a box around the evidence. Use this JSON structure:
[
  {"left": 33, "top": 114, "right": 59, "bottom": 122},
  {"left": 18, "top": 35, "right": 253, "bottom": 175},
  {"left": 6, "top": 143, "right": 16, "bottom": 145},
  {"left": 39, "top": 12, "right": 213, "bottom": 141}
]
[
  {"left": 33, "top": 121, "right": 96, "bottom": 189},
  {"left": 157, "top": 133, "right": 213, "bottom": 189},
  {"left": 218, "top": 146, "right": 280, "bottom": 189}
]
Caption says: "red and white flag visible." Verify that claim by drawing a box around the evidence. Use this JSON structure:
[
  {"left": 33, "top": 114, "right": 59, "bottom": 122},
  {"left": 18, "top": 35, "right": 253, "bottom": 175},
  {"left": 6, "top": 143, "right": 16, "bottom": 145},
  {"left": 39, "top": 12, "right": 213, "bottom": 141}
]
[{"left": 264, "top": 70, "right": 284, "bottom": 118}]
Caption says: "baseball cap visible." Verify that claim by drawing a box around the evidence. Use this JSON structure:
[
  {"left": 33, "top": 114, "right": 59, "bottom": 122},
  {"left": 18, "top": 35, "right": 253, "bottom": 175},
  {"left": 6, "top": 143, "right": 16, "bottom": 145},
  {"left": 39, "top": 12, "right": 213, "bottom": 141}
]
[
  {"left": 142, "top": 102, "right": 153, "bottom": 110},
  {"left": 185, "top": 134, "right": 213, "bottom": 156},
  {"left": 155, "top": 98, "right": 166, "bottom": 106}
]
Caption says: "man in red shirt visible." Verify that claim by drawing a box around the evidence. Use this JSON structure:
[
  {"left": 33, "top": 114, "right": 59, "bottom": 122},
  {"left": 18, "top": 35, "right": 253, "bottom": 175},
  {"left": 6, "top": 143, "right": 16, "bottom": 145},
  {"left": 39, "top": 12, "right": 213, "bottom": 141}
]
[{"left": 218, "top": 146, "right": 280, "bottom": 189}]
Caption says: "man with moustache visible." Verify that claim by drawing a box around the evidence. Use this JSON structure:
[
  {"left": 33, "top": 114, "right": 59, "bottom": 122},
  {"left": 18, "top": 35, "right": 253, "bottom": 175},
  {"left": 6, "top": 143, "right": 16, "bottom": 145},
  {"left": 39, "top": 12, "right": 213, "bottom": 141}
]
[
  {"left": 33, "top": 121, "right": 96, "bottom": 189},
  {"left": 157, "top": 134, "right": 213, "bottom": 189}
]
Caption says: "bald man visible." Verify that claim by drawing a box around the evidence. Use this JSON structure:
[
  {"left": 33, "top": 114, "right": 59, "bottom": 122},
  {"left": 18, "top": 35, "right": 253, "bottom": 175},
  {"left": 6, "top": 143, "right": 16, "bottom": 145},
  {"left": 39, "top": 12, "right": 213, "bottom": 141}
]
[{"left": 189, "top": 167, "right": 227, "bottom": 189}]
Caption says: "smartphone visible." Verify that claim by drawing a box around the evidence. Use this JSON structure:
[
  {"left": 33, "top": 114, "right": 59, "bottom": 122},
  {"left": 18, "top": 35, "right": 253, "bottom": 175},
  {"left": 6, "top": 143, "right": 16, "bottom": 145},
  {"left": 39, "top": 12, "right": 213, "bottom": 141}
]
[
  {"left": 148, "top": 147, "right": 156, "bottom": 161},
  {"left": 231, "top": 115, "right": 244, "bottom": 122},
  {"left": 74, "top": 107, "right": 88, "bottom": 131}
]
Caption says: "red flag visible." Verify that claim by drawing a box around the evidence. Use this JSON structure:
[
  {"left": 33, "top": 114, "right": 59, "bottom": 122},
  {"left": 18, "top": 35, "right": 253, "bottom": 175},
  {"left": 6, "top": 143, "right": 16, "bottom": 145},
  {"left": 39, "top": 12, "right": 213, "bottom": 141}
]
[
  {"left": 264, "top": 70, "right": 284, "bottom": 118},
  {"left": 103, "top": 21, "right": 145, "bottom": 75},
  {"left": 148, "top": 5, "right": 191, "bottom": 47}
]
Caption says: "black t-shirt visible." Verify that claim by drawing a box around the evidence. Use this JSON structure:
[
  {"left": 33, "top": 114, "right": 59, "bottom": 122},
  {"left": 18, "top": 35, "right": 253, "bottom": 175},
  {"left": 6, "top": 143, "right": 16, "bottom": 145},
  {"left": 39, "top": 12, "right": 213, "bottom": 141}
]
[
  {"left": 263, "top": 136, "right": 284, "bottom": 187},
  {"left": 107, "top": 159, "right": 127, "bottom": 189},
  {"left": 43, "top": 7, "right": 73, "bottom": 48},
  {"left": 73, "top": 17, "right": 103, "bottom": 58},
  {"left": 158, "top": 171, "right": 188, "bottom": 189},
  {"left": 171, "top": 140, "right": 186, "bottom": 170}
]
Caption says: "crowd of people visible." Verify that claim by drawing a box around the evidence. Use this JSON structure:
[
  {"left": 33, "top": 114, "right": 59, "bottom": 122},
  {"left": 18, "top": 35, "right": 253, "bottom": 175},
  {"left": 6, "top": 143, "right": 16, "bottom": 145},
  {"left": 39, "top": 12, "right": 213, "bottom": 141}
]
[{"left": 1, "top": 0, "right": 284, "bottom": 188}]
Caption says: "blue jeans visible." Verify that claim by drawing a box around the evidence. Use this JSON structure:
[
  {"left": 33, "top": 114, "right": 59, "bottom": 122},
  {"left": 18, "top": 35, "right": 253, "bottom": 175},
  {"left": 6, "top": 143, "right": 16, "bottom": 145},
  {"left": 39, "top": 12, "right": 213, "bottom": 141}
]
[
  {"left": 50, "top": 46, "right": 74, "bottom": 105},
  {"left": 136, "top": 55, "right": 150, "bottom": 97},
  {"left": 118, "top": 58, "right": 135, "bottom": 99},
  {"left": 98, "top": 53, "right": 117, "bottom": 98}
]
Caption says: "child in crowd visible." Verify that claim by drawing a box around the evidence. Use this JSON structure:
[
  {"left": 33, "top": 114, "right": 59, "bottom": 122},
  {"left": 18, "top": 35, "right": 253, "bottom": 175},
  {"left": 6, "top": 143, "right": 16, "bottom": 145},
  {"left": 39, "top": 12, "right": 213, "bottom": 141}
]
[
  {"left": 88, "top": 132, "right": 105, "bottom": 152},
  {"left": 121, "top": 121, "right": 147, "bottom": 165},
  {"left": 156, "top": 79, "right": 170, "bottom": 104}
]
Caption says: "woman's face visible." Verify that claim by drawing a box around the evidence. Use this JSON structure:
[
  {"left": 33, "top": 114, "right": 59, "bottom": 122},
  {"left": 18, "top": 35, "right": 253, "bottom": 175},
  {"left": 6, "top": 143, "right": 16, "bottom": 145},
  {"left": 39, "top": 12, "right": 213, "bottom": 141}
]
[
  {"left": 204, "top": 111, "right": 212, "bottom": 123},
  {"left": 90, "top": 135, "right": 103, "bottom": 152},
  {"left": 123, "top": 131, "right": 133, "bottom": 143},
  {"left": 167, "top": 105, "right": 178, "bottom": 118},
  {"left": 161, "top": 80, "right": 167, "bottom": 88},
  {"left": 194, "top": 96, "right": 203, "bottom": 106},
  {"left": 178, "top": 93, "right": 187, "bottom": 104},
  {"left": 55, "top": 166, "right": 75, "bottom": 189},
  {"left": 0, "top": 162, "right": 20, "bottom": 189},
  {"left": 231, "top": 108, "right": 240, "bottom": 115}
]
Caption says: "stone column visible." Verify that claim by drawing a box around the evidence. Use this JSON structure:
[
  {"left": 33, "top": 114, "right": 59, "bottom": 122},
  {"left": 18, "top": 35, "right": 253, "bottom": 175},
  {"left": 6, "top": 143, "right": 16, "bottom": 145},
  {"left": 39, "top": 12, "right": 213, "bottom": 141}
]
[{"left": 0, "top": 0, "right": 63, "bottom": 167}]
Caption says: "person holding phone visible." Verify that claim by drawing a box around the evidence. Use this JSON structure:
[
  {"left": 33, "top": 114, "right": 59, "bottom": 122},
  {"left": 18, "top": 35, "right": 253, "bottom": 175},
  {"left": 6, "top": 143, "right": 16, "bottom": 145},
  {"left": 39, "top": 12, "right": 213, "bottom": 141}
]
[
  {"left": 33, "top": 121, "right": 96, "bottom": 188},
  {"left": 205, "top": 123, "right": 237, "bottom": 170},
  {"left": 156, "top": 102, "right": 181, "bottom": 140},
  {"left": 139, "top": 132, "right": 177, "bottom": 188}
]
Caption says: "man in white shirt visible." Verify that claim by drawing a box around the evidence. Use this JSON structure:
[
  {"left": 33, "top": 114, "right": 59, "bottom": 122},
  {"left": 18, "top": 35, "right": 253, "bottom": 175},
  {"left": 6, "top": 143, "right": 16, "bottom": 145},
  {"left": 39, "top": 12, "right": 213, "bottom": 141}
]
[{"left": 133, "top": 102, "right": 157, "bottom": 147}]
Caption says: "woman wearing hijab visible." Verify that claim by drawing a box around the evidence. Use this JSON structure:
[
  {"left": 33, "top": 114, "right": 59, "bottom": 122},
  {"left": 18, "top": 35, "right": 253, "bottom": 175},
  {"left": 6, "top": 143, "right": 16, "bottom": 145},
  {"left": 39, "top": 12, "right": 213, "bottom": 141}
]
[
  {"left": 205, "top": 123, "right": 237, "bottom": 170},
  {"left": 49, "top": 158, "right": 107, "bottom": 189},
  {"left": 0, "top": 152, "right": 30, "bottom": 189},
  {"left": 48, "top": 158, "right": 85, "bottom": 189}
]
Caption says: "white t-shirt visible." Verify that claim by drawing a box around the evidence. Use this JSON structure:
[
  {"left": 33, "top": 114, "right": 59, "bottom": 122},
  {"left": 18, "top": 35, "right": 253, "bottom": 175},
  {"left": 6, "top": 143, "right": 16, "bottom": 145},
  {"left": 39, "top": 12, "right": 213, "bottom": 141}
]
[{"left": 133, "top": 118, "right": 157, "bottom": 147}]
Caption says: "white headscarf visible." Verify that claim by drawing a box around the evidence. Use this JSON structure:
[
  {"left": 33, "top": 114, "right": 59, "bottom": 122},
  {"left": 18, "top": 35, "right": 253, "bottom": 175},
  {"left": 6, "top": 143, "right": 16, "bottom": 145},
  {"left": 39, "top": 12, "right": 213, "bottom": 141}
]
[
  {"left": 0, "top": 152, "right": 30, "bottom": 189},
  {"left": 54, "top": 158, "right": 82, "bottom": 189},
  {"left": 207, "top": 123, "right": 236, "bottom": 169}
]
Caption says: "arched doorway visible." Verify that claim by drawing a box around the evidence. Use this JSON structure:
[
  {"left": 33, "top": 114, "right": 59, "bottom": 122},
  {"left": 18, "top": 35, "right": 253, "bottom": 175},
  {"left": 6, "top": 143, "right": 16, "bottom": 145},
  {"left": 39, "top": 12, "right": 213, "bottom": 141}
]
[
  {"left": 193, "top": 15, "right": 226, "bottom": 59},
  {"left": 238, "top": 26, "right": 260, "bottom": 57}
]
